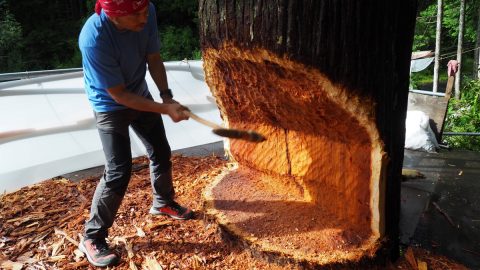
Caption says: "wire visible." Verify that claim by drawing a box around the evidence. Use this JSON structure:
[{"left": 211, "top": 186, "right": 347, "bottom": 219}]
[{"left": 437, "top": 46, "right": 480, "bottom": 60}]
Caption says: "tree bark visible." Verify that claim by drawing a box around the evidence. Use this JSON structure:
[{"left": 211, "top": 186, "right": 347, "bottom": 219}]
[
  {"left": 433, "top": 0, "right": 443, "bottom": 93},
  {"left": 455, "top": 0, "right": 466, "bottom": 99},
  {"left": 474, "top": 5, "right": 480, "bottom": 80},
  {"left": 200, "top": 0, "right": 417, "bottom": 267}
]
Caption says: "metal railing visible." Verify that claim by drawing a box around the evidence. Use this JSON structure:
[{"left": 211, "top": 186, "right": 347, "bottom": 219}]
[
  {"left": 410, "top": 89, "right": 446, "bottom": 97},
  {"left": 0, "top": 68, "right": 83, "bottom": 82},
  {"left": 443, "top": 132, "right": 480, "bottom": 136}
]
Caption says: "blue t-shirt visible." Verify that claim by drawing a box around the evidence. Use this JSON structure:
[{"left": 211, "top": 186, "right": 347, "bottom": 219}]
[{"left": 79, "top": 3, "right": 160, "bottom": 112}]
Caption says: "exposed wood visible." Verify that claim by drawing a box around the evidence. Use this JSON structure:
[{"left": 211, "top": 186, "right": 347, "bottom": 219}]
[
  {"left": 417, "top": 260, "right": 428, "bottom": 270},
  {"left": 200, "top": 0, "right": 417, "bottom": 267},
  {"left": 432, "top": 202, "right": 457, "bottom": 228},
  {"left": 54, "top": 228, "right": 79, "bottom": 246},
  {"left": 405, "top": 247, "right": 418, "bottom": 270},
  {"left": 401, "top": 169, "right": 425, "bottom": 180},
  {"left": 445, "top": 76, "right": 455, "bottom": 100}
]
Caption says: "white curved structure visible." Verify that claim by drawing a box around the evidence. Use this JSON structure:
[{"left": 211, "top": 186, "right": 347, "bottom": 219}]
[{"left": 0, "top": 61, "right": 222, "bottom": 193}]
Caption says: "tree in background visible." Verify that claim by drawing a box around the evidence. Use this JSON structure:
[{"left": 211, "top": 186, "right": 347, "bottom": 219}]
[
  {"left": 85, "top": 0, "right": 201, "bottom": 61},
  {"left": 0, "top": 0, "right": 200, "bottom": 73},
  {"left": 413, "top": 0, "right": 480, "bottom": 151},
  {"left": 153, "top": 0, "right": 200, "bottom": 60},
  {"left": 0, "top": 1, "right": 23, "bottom": 72},
  {"left": 3, "top": 0, "right": 88, "bottom": 71},
  {"left": 414, "top": 0, "right": 480, "bottom": 78}
]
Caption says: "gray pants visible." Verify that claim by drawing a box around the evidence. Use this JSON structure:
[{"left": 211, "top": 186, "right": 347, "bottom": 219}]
[{"left": 84, "top": 108, "right": 174, "bottom": 240}]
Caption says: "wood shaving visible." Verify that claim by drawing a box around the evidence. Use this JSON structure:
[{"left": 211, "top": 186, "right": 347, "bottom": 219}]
[{"left": 0, "top": 155, "right": 469, "bottom": 269}]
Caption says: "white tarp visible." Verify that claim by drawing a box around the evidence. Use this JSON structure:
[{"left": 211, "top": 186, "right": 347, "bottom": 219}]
[
  {"left": 410, "top": 57, "right": 435, "bottom": 73},
  {"left": 405, "top": 110, "right": 439, "bottom": 153},
  {"left": 0, "top": 60, "right": 222, "bottom": 193}
]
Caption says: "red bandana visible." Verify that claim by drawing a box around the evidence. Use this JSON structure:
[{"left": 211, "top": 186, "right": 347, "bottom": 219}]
[{"left": 95, "top": 0, "right": 149, "bottom": 17}]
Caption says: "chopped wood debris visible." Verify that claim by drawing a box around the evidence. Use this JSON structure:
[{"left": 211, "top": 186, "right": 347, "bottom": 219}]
[
  {"left": 432, "top": 201, "right": 458, "bottom": 228},
  {"left": 0, "top": 155, "right": 470, "bottom": 269},
  {"left": 405, "top": 247, "right": 418, "bottom": 270}
]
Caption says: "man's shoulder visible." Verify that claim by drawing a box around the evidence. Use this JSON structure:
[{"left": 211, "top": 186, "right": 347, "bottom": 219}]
[{"left": 79, "top": 14, "right": 106, "bottom": 48}]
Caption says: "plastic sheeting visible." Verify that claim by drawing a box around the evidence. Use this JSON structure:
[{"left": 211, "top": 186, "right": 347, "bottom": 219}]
[
  {"left": 405, "top": 110, "right": 439, "bottom": 153},
  {"left": 0, "top": 60, "right": 222, "bottom": 193},
  {"left": 410, "top": 57, "right": 435, "bottom": 73}
]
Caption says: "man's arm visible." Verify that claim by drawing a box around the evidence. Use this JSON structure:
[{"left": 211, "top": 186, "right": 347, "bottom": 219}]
[
  {"left": 147, "top": 52, "right": 175, "bottom": 103},
  {"left": 106, "top": 85, "right": 188, "bottom": 122}
]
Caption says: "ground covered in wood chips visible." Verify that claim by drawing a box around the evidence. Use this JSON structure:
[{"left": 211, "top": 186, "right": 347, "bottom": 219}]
[{"left": 0, "top": 155, "right": 470, "bottom": 269}]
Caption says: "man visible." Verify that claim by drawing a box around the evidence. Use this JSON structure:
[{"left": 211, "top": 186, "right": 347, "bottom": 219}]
[{"left": 78, "top": 0, "right": 193, "bottom": 267}]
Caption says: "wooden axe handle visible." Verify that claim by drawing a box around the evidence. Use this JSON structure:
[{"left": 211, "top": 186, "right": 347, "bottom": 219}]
[
  {"left": 184, "top": 110, "right": 222, "bottom": 130},
  {"left": 183, "top": 110, "right": 266, "bottom": 142}
]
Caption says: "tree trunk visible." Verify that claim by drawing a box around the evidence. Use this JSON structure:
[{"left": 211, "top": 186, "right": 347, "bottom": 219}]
[
  {"left": 475, "top": 5, "right": 480, "bottom": 80},
  {"left": 200, "top": 0, "right": 417, "bottom": 267},
  {"left": 433, "top": 0, "right": 443, "bottom": 93},
  {"left": 455, "top": 0, "right": 466, "bottom": 99}
]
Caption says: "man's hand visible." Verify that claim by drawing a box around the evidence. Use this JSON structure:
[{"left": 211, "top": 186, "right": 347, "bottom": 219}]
[
  {"left": 161, "top": 97, "right": 178, "bottom": 104},
  {"left": 165, "top": 103, "right": 189, "bottom": 122}
]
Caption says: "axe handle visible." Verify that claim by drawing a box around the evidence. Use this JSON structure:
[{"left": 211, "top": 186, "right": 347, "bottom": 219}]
[
  {"left": 184, "top": 110, "right": 223, "bottom": 130},
  {"left": 183, "top": 109, "right": 266, "bottom": 142}
]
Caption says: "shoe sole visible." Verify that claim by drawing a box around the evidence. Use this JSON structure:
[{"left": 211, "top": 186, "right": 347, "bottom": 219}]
[
  {"left": 149, "top": 207, "right": 193, "bottom": 220},
  {"left": 79, "top": 241, "right": 119, "bottom": 267}
]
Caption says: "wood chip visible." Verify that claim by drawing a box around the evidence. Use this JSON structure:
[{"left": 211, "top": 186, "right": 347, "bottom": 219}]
[
  {"left": 48, "top": 255, "right": 67, "bottom": 262},
  {"left": 135, "top": 225, "right": 146, "bottom": 237},
  {"left": 130, "top": 260, "right": 140, "bottom": 270},
  {"left": 54, "top": 227, "right": 79, "bottom": 246},
  {"left": 0, "top": 155, "right": 470, "bottom": 269},
  {"left": 405, "top": 247, "right": 418, "bottom": 270},
  {"left": 145, "top": 220, "right": 173, "bottom": 231},
  {"left": 51, "top": 237, "right": 65, "bottom": 257},
  {"left": 73, "top": 249, "right": 85, "bottom": 262},
  {"left": 64, "top": 260, "right": 89, "bottom": 269},
  {"left": 142, "top": 254, "right": 163, "bottom": 270},
  {"left": 0, "top": 260, "right": 23, "bottom": 270},
  {"left": 115, "top": 237, "right": 135, "bottom": 259},
  {"left": 417, "top": 260, "right": 428, "bottom": 270},
  {"left": 432, "top": 202, "right": 457, "bottom": 228}
]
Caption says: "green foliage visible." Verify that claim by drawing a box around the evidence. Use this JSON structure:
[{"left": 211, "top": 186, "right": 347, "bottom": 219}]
[
  {"left": 1, "top": 0, "right": 88, "bottom": 72},
  {"left": 153, "top": 0, "right": 198, "bottom": 27},
  {"left": 53, "top": 39, "right": 83, "bottom": 69},
  {"left": 413, "top": 4, "right": 437, "bottom": 51},
  {"left": 159, "top": 25, "right": 200, "bottom": 61},
  {"left": 444, "top": 80, "right": 480, "bottom": 151},
  {"left": 413, "top": 0, "right": 479, "bottom": 52},
  {"left": 154, "top": 0, "right": 200, "bottom": 61},
  {"left": 410, "top": 66, "right": 449, "bottom": 90},
  {"left": 0, "top": 4, "right": 23, "bottom": 72},
  {"left": 0, "top": 0, "right": 201, "bottom": 72}
]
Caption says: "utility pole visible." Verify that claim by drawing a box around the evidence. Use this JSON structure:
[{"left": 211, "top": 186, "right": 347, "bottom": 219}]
[
  {"left": 433, "top": 0, "right": 443, "bottom": 93},
  {"left": 455, "top": 0, "right": 466, "bottom": 99}
]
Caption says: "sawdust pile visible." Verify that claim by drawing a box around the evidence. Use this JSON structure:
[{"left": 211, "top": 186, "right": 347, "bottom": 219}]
[{"left": 0, "top": 155, "right": 469, "bottom": 269}]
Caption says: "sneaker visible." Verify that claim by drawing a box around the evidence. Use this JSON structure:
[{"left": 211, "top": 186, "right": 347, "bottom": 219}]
[
  {"left": 79, "top": 238, "right": 119, "bottom": 267},
  {"left": 149, "top": 201, "right": 194, "bottom": 220}
]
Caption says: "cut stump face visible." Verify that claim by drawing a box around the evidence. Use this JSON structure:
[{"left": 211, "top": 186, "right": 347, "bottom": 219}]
[{"left": 203, "top": 44, "right": 386, "bottom": 266}]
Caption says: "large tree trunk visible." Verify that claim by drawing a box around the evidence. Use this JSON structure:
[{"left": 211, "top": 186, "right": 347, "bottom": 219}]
[{"left": 200, "top": 0, "right": 417, "bottom": 267}]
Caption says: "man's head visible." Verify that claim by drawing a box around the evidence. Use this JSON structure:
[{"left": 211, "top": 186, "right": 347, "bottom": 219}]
[{"left": 95, "top": 0, "right": 150, "bottom": 32}]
